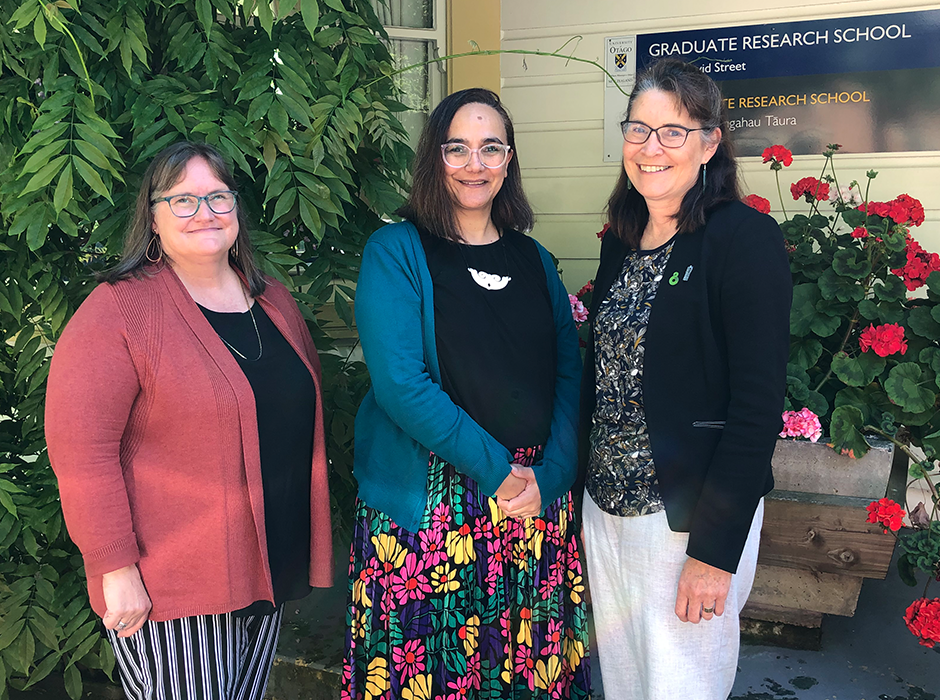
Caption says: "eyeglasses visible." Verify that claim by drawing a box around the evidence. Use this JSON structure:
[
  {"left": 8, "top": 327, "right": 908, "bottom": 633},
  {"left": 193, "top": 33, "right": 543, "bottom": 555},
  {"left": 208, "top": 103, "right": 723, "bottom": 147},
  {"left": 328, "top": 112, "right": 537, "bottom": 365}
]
[
  {"left": 620, "top": 120, "right": 710, "bottom": 148},
  {"left": 441, "top": 143, "right": 512, "bottom": 169},
  {"left": 153, "top": 191, "right": 238, "bottom": 217}
]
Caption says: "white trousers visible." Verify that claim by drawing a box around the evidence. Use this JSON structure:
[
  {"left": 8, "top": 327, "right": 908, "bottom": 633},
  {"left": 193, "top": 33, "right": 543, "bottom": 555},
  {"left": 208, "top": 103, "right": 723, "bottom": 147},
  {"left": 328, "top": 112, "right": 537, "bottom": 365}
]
[{"left": 583, "top": 494, "right": 763, "bottom": 700}]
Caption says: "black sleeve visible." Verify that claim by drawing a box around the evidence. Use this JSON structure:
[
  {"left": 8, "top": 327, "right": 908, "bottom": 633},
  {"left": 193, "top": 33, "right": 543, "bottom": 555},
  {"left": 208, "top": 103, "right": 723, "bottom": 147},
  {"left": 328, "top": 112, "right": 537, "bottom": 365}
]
[{"left": 686, "top": 208, "right": 793, "bottom": 572}]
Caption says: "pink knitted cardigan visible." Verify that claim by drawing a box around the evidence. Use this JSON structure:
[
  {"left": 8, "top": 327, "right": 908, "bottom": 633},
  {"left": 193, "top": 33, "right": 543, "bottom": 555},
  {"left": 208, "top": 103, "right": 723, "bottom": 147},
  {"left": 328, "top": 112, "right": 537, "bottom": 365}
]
[{"left": 45, "top": 265, "right": 333, "bottom": 621}]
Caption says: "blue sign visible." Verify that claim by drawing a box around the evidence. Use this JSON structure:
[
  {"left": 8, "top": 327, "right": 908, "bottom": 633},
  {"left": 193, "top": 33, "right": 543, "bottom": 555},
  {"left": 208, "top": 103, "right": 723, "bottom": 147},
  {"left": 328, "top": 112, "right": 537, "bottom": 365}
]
[{"left": 632, "top": 10, "right": 940, "bottom": 154}]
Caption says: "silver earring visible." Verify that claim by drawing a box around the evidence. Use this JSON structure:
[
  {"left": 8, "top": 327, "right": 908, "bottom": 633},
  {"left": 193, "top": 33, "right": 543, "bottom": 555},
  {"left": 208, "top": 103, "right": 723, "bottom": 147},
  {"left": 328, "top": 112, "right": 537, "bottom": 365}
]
[
  {"left": 702, "top": 163, "right": 707, "bottom": 188},
  {"left": 146, "top": 236, "right": 162, "bottom": 263}
]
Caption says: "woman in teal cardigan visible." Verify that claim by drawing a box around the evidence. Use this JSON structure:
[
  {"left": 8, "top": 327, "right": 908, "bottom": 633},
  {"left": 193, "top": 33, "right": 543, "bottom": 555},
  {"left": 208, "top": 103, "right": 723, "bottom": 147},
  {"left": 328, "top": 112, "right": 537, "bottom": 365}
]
[{"left": 344, "top": 88, "right": 590, "bottom": 699}]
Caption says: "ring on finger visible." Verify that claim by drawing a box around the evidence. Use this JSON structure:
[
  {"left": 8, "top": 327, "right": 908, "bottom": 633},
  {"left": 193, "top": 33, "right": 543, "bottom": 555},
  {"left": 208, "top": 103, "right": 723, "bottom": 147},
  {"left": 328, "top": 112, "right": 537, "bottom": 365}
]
[
  {"left": 116, "top": 621, "right": 128, "bottom": 630},
  {"left": 702, "top": 606, "right": 715, "bottom": 614}
]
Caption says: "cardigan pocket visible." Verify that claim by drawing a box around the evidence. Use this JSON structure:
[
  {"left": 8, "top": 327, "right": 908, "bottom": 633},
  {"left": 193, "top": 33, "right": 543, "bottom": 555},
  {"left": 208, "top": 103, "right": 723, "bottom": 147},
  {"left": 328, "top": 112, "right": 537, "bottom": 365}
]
[{"left": 692, "top": 420, "right": 726, "bottom": 429}]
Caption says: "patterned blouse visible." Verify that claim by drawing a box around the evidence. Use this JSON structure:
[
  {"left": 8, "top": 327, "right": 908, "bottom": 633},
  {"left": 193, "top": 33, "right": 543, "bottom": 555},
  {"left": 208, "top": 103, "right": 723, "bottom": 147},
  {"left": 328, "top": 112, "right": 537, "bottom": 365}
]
[{"left": 587, "top": 238, "right": 675, "bottom": 517}]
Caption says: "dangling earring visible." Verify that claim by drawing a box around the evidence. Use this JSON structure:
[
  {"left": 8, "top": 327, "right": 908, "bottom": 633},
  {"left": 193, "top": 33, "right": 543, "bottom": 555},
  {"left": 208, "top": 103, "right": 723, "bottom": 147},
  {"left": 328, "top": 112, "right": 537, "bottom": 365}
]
[
  {"left": 701, "top": 163, "right": 708, "bottom": 188},
  {"left": 146, "top": 235, "right": 162, "bottom": 263},
  {"left": 626, "top": 178, "right": 633, "bottom": 191},
  {"left": 230, "top": 238, "right": 239, "bottom": 259}
]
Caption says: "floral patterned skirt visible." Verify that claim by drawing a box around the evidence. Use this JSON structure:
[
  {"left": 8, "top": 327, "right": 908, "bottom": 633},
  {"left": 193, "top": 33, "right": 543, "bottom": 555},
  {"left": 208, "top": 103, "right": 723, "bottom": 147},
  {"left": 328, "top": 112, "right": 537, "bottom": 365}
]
[{"left": 342, "top": 447, "right": 591, "bottom": 700}]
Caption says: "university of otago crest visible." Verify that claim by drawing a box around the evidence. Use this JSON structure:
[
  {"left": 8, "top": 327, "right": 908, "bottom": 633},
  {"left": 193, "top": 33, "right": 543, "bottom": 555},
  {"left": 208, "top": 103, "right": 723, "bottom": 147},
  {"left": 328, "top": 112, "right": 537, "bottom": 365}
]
[{"left": 614, "top": 53, "right": 628, "bottom": 70}]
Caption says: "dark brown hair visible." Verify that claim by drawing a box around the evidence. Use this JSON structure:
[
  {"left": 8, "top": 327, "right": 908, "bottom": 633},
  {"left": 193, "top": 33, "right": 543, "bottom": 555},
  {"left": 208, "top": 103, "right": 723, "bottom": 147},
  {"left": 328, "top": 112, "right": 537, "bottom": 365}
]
[
  {"left": 607, "top": 59, "right": 741, "bottom": 248},
  {"left": 99, "top": 141, "right": 266, "bottom": 296},
  {"left": 396, "top": 88, "right": 534, "bottom": 241}
]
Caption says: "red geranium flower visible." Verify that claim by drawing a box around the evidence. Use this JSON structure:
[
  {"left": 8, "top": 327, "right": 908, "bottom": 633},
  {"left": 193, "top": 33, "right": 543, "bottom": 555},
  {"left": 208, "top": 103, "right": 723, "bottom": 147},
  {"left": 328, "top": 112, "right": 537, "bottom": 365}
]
[
  {"left": 861, "top": 194, "right": 925, "bottom": 227},
  {"left": 762, "top": 144, "right": 793, "bottom": 168},
  {"left": 743, "top": 194, "right": 771, "bottom": 214},
  {"left": 859, "top": 323, "right": 908, "bottom": 357},
  {"left": 791, "top": 177, "right": 830, "bottom": 202},
  {"left": 904, "top": 598, "right": 940, "bottom": 648},
  {"left": 596, "top": 223, "right": 609, "bottom": 239},
  {"left": 866, "top": 497, "right": 906, "bottom": 532},
  {"left": 576, "top": 280, "right": 594, "bottom": 299},
  {"left": 851, "top": 227, "right": 869, "bottom": 239},
  {"left": 891, "top": 236, "right": 940, "bottom": 291}
]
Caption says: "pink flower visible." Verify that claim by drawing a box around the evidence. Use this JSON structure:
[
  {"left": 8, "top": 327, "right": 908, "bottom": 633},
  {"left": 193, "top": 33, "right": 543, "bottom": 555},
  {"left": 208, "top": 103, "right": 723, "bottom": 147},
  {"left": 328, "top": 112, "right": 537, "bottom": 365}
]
[
  {"left": 513, "top": 645, "right": 536, "bottom": 690},
  {"left": 569, "top": 294, "right": 588, "bottom": 324},
  {"left": 391, "top": 638, "right": 426, "bottom": 678},
  {"left": 418, "top": 528, "right": 446, "bottom": 567},
  {"left": 859, "top": 323, "right": 908, "bottom": 357},
  {"left": 779, "top": 407, "right": 822, "bottom": 442},
  {"left": 743, "top": 194, "right": 771, "bottom": 214},
  {"left": 389, "top": 552, "right": 431, "bottom": 603},
  {"left": 544, "top": 619, "right": 564, "bottom": 655}
]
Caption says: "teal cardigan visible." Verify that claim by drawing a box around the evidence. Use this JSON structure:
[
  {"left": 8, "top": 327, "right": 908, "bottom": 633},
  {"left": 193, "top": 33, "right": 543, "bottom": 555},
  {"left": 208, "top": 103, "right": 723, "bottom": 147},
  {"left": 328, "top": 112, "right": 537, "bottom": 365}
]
[{"left": 353, "top": 221, "right": 582, "bottom": 533}]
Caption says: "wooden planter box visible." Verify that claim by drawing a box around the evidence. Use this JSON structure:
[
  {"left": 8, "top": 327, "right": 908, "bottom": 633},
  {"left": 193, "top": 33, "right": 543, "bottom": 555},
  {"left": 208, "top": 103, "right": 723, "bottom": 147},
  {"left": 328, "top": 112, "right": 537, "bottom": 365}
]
[{"left": 741, "top": 438, "right": 904, "bottom": 640}]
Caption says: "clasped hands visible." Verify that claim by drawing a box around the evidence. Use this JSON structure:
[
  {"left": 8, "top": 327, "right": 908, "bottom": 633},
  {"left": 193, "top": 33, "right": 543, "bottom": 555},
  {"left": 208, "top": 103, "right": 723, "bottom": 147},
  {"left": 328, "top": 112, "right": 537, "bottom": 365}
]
[{"left": 495, "top": 464, "right": 542, "bottom": 520}]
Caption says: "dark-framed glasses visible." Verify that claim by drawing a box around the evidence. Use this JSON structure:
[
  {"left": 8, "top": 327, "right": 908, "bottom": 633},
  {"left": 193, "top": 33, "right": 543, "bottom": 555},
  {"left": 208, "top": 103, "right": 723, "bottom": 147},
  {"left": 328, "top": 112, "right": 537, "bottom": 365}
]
[
  {"left": 441, "top": 143, "right": 512, "bottom": 169},
  {"left": 153, "top": 190, "right": 238, "bottom": 217},
  {"left": 620, "top": 120, "right": 710, "bottom": 148}
]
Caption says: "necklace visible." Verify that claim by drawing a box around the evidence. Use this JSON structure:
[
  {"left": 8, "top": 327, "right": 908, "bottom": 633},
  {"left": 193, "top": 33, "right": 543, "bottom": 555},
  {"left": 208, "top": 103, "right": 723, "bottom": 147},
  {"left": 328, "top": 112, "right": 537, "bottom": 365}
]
[{"left": 214, "top": 284, "right": 263, "bottom": 361}]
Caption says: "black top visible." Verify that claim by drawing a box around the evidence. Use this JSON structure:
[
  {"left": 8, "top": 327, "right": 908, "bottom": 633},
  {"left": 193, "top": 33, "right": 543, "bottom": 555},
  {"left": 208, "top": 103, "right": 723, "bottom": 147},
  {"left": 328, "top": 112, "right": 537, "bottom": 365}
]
[
  {"left": 421, "top": 228, "right": 556, "bottom": 450},
  {"left": 578, "top": 201, "right": 792, "bottom": 573},
  {"left": 200, "top": 301, "right": 315, "bottom": 615}
]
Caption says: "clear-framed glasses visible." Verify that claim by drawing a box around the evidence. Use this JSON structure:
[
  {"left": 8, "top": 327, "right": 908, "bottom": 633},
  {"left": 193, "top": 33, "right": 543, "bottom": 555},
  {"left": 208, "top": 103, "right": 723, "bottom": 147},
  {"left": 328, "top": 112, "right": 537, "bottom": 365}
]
[
  {"left": 620, "top": 120, "right": 710, "bottom": 148},
  {"left": 153, "top": 190, "right": 238, "bottom": 217},
  {"left": 441, "top": 143, "right": 512, "bottom": 169}
]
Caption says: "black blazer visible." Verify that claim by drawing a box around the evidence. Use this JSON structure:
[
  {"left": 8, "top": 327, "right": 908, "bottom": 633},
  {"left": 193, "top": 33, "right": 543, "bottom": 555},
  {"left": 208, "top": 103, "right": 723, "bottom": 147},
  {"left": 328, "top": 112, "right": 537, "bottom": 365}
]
[{"left": 579, "top": 200, "right": 792, "bottom": 573}]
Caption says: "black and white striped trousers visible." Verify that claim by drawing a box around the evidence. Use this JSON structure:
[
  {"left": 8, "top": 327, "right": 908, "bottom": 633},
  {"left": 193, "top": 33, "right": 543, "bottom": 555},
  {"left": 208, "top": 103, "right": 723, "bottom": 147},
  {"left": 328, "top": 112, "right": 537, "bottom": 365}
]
[{"left": 105, "top": 606, "right": 283, "bottom": 700}]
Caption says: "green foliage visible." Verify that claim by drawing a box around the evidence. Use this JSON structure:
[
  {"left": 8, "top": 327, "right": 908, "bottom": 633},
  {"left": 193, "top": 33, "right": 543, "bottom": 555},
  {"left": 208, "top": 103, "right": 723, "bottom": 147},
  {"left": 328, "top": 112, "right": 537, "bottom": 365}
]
[
  {"left": 760, "top": 147, "right": 940, "bottom": 608},
  {"left": 0, "top": 0, "right": 413, "bottom": 695}
]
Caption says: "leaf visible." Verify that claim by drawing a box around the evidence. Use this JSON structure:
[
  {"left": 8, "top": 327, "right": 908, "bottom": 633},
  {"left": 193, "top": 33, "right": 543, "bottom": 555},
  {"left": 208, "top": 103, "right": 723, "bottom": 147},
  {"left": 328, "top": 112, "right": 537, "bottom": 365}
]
[
  {"left": 907, "top": 307, "right": 940, "bottom": 340},
  {"left": 301, "top": 0, "right": 320, "bottom": 39},
  {"left": 895, "top": 551, "right": 920, "bottom": 587},
  {"left": 63, "top": 663, "right": 81, "bottom": 700},
  {"left": 831, "top": 351, "right": 885, "bottom": 387},
  {"left": 20, "top": 155, "right": 68, "bottom": 196},
  {"left": 33, "top": 12, "right": 47, "bottom": 48},
  {"left": 789, "top": 284, "right": 820, "bottom": 337},
  {"left": 0, "top": 619, "right": 26, "bottom": 653},
  {"left": 858, "top": 299, "right": 879, "bottom": 320},
  {"left": 789, "top": 338, "right": 822, "bottom": 369},
  {"left": 874, "top": 274, "right": 906, "bottom": 303},
  {"left": 196, "top": 0, "right": 213, "bottom": 38},
  {"left": 832, "top": 248, "right": 870, "bottom": 280},
  {"left": 257, "top": 0, "right": 274, "bottom": 38},
  {"left": 927, "top": 270, "right": 940, "bottom": 296},
  {"left": 828, "top": 405, "right": 870, "bottom": 459},
  {"left": 72, "top": 157, "right": 113, "bottom": 202},
  {"left": 885, "top": 363, "right": 937, "bottom": 414},
  {"left": 53, "top": 164, "right": 73, "bottom": 213},
  {"left": 334, "top": 292, "right": 354, "bottom": 329}
]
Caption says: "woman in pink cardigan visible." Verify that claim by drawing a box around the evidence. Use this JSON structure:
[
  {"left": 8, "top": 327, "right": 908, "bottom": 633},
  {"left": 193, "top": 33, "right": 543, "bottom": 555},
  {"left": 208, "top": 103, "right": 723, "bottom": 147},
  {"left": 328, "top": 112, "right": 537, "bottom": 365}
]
[{"left": 45, "top": 141, "right": 333, "bottom": 700}]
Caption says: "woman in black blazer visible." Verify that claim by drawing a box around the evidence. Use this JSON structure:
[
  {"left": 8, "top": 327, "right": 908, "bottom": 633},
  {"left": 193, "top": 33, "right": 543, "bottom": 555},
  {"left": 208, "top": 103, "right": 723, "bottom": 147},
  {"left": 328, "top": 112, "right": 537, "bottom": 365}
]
[{"left": 579, "top": 59, "right": 791, "bottom": 699}]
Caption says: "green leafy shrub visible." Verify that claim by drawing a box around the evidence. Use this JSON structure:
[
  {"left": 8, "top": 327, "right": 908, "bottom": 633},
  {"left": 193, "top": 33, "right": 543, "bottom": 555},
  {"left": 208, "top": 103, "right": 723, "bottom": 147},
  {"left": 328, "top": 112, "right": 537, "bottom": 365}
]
[{"left": 0, "top": 0, "right": 412, "bottom": 696}]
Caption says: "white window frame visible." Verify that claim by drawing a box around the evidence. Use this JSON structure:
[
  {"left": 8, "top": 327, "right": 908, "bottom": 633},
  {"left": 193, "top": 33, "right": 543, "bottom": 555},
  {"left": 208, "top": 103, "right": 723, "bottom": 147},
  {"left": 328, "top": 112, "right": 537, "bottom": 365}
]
[{"left": 380, "top": 0, "right": 447, "bottom": 114}]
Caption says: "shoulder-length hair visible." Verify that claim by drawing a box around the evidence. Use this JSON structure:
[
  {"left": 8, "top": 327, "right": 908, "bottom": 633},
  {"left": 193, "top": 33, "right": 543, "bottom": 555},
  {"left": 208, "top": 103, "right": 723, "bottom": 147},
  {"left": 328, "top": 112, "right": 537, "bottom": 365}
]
[
  {"left": 607, "top": 59, "right": 741, "bottom": 248},
  {"left": 397, "top": 88, "right": 534, "bottom": 241},
  {"left": 99, "top": 141, "right": 266, "bottom": 297}
]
